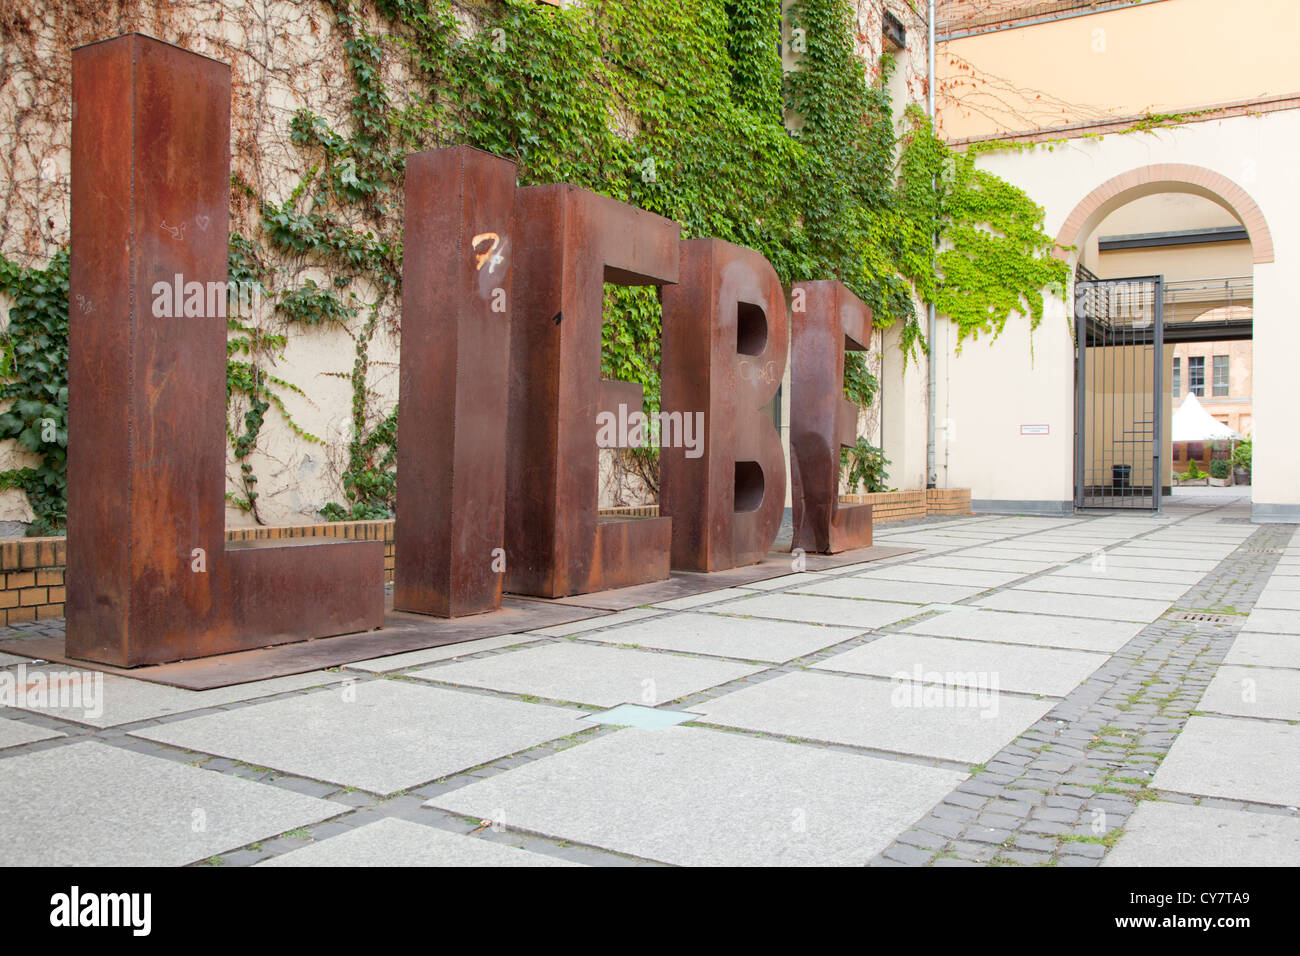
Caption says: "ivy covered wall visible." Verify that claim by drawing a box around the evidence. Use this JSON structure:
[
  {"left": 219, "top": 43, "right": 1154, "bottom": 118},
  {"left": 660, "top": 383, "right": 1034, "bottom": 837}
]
[{"left": 0, "top": 0, "right": 1066, "bottom": 533}]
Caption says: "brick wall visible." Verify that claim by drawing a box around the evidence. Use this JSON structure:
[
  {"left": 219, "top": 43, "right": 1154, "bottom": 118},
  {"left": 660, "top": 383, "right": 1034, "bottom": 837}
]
[
  {"left": 841, "top": 490, "right": 927, "bottom": 522},
  {"left": 0, "top": 494, "right": 971, "bottom": 623},
  {"left": 926, "top": 488, "right": 972, "bottom": 516},
  {"left": 0, "top": 523, "right": 396, "bottom": 627},
  {"left": 840, "top": 488, "right": 972, "bottom": 522}
]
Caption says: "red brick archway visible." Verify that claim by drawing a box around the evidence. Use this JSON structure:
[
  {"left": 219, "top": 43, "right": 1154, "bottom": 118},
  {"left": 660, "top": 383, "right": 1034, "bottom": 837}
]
[{"left": 1054, "top": 164, "right": 1274, "bottom": 264}]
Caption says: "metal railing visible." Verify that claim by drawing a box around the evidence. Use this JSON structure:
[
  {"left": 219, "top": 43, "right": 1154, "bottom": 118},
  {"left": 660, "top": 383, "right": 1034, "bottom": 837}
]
[{"left": 1162, "top": 276, "right": 1252, "bottom": 325}]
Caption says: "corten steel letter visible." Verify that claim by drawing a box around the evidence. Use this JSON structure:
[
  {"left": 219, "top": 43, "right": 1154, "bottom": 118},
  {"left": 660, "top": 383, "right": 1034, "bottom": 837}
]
[
  {"left": 395, "top": 147, "right": 516, "bottom": 617},
  {"left": 660, "top": 239, "right": 788, "bottom": 571},
  {"left": 505, "top": 185, "right": 679, "bottom": 597},
  {"left": 790, "top": 280, "right": 875, "bottom": 553},
  {"left": 65, "top": 34, "right": 384, "bottom": 667}
]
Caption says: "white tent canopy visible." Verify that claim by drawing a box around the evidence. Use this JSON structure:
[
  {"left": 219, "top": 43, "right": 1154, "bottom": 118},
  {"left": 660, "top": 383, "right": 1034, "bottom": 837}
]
[{"left": 1171, "top": 392, "right": 1241, "bottom": 442}]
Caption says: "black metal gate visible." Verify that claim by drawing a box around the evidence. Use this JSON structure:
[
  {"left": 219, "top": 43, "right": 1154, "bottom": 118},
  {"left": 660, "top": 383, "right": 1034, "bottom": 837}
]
[{"left": 1074, "top": 270, "right": 1164, "bottom": 511}]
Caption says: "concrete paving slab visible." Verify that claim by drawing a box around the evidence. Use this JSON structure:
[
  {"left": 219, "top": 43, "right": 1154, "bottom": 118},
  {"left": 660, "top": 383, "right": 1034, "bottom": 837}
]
[
  {"left": 346, "top": 635, "right": 538, "bottom": 673},
  {"left": 713, "top": 593, "right": 922, "bottom": 629},
  {"left": 815, "top": 561, "right": 909, "bottom": 575},
  {"left": 914, "top": 556, "right": 1057, "bottom": 574},
  {"left": 0, "top": 651, "right": 35, "bottom": 667},
  {"left": 1262, "top": 574, "right": 1300, "bottom": 591},
  {"left": 134, "top": 680, "right": 584, "bottom": 796},
  {"left": 869, "top": 536, "right": 961, "bottom": 549},
  {"left": 976, "top": 590, "right": 1169, "bottom": 623},
  {"left": 1051, "top": 564, "right": 1205, "bottom": 585},
  {"left": 813, "top": 633, "right": 1106, "bottom": 697},
  {"left": 855, "top": 566, "right": 1026, "bottom": 588},
  {"left": 0, "top": 741, "right": 341, "bottom": 866},
  {"left": 748, "top": 574, "right": 826, "bottom": 590},
  {"left": 1223, "top": 633, "right": 1300, "bottom": 669},
  {"left": 258, "top": 817, "right": 581, "bottom": 867},
  {"left": 903, "top": 608, "right": 1142, "bottom": 652},
  {"left": 584, "top": 611, "right": 857, "bottom": 663},
  {"left": 651, "top": 588, "right": 757, "bottom": 609},
  {"left": 6, "top": 668, "right": 343, "bottom": 728},
  {"left": 527, "top": 607, "right": 664, "bottom": 636},
  {"left": 411, "top": 641, "right": 760, "bottom": 707},
  {"left": 429, "top": 726, "right": 966, "bottom": 866},
  {"left": 977, "top": 548, "right": 1097, "bottom": 564},
  {"left": 1241, "top": 609, "right": 1300, "bottom": 635},
  {"left": 1254, "top": 590, "right": 1300, "bottom": 611},
  {"left": 1103, "top": 801, "right": 1300, "bottom": 867},
  {"left": 972, "top": 538, "right": 1091, "bottom": 551},
  {"left": 693, "top": 670, "right": 1053, "bottom": 764},
  {"left": 1198, "top": 666, "right": 1300, "bottom": 720},
  {"left": 792, "top": 577, "right": 985, "bottom": 605},
  {"left": 1015, "top": 535, "right": 1121, "bottom": 545},
  {"left": 1152, "top": 715, "right": 1300, "bottom": 806},
  {"left": 745, "top": 572, "right": 827, "bottom": 591},
  {"left": 961, "top": 547, "right": 1085, "bottom": 561},
  {"left": 1142, "top": 535, "right": 1247, "bottom": 547},
  {"left": 0, "top": 716, "right": 64, "bottom": 750},
  {"left": 1107, "top": 546, "right": 1233, "bottom": 561},
  {"left": 1094, "top": 555, "right": 1218, "bottom": 572},
  {"left": 1013, "top": 575, "right": 1191, "bottom": 602}
]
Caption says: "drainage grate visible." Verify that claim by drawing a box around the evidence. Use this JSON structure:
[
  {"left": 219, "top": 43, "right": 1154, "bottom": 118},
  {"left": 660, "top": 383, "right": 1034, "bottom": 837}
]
[{"left": 1168, "top": 611, "right": 1236, "bottom": 624}]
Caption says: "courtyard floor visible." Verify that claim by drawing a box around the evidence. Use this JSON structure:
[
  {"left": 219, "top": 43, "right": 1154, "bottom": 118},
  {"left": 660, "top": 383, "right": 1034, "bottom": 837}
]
[{"left": 1, "top": 492, "right": 1297, "bottom": 867}]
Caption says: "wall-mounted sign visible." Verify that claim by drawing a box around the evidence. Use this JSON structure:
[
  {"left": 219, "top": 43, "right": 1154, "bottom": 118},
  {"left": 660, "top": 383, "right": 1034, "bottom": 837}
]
[{"left": 1020, "top": 424, "right": 1051, "bottom": 436}]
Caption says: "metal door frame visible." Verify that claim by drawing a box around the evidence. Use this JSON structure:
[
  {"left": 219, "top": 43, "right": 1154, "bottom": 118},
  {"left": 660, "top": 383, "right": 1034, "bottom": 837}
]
[{"left": 1074, "top": 272, "right": 1164, "bottom": 512}]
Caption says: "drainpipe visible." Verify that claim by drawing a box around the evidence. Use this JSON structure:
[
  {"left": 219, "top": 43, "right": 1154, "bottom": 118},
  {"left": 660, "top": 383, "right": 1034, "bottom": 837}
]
[{"left": 925, "top": 0, "right": 937, "bottom": 490}]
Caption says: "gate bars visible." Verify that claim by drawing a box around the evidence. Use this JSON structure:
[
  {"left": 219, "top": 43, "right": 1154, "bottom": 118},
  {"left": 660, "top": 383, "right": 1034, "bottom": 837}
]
[{"left": 1074, "top": 271, "right": 1165, "bottom": 511}]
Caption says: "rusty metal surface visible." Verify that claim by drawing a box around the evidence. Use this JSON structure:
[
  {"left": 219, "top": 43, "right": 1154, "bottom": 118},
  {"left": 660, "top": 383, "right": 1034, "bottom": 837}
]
[
  {"left": 1, "top": 543, "right": 921, "bottom": 684},
  {"left": 4, "top": 596, "right": 606, "bottom": 691},
  {"left": 394, "top": 147, "right": 516, "bottom": 617},
  {"left": 789, "top": 280, "right": 875, "bottom": 553},
  {"left": 504, "top": 184, "right": 679, "bottom": 598},
  {"left": 65, "top": 34, "right": 384, "bottom": 668},
  {"left": 659, "top": 239, "right": 788, "bottom": 571}
]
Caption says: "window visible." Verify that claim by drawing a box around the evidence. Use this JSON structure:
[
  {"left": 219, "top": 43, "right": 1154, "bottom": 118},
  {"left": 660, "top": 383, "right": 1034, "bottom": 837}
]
[
  {"left": 1188, "top": 356, "right": 1205, "bottom": 397},
  {"left": 1213, "top": 355, "right": 1230, "bottom": 397},
  {"left": 1172, "top": 357, "right": 1181, "bottom": 397}
]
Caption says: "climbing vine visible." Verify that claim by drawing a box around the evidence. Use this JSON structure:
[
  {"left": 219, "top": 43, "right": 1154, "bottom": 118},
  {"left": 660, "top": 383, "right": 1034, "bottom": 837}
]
[
  {"left": 0, "top": 250, "right": 68, "bottom": 535},
  {"left": 897, "top": 104, "right": 1070, "bottom": 346},
  {"left": 0, "top": 0, "right": 1072, "bottom": 528}
]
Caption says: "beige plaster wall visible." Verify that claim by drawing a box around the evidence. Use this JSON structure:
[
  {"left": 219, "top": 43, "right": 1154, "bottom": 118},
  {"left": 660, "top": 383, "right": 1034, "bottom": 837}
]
[{"left": 937, "top": 0, "right": 1300, "bottom": 141}]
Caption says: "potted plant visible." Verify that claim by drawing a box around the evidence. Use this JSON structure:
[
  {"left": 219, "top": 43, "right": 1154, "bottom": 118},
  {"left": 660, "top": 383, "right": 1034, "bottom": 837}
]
[
  {"left": 1231, "top": 439, "right": 1252, "bottom": 486},
  {"left": 1209, "top": 459, "right": 1232, "bottom": 487},
  {"left": 1178, "top": 460, "right": 1209, "bottom": 487}
]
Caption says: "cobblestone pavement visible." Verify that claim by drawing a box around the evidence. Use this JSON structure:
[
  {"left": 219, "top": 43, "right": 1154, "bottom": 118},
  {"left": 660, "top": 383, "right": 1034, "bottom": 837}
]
[{"left": 1, "top": 494, "right": 1296, "bottom": 866}]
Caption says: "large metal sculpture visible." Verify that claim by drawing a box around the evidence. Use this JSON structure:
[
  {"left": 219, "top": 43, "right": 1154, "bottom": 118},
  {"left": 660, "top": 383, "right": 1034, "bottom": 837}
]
[
  {"left": 660, "top": 239, "right": 788, "bottom": 571},
  {"left": 504, "top": 185, "right": 679, "bottom": 597},
  {"left": 60, "top": 33, "right": 882, "bottom": 663},
  {"left": 394, "top": 147, "right": 516, "bottom": 617},
  {"left": 65, "top": 35, "right": 384, "bottom": 666},
  {"left": 789, "top": 280, "right": 875, "bottom": 553}
]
